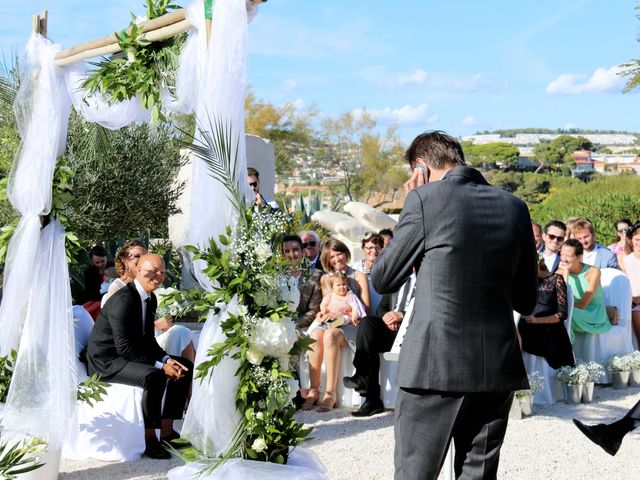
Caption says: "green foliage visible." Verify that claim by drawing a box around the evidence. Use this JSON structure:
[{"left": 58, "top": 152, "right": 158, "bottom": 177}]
[
  {"left": 0, "top": 57, "right": 20, "bottom": 229},
  {"left": 77, "top": 374, "right": 110, "bottom": 407},
  {"left": 532, "top": 135, "right": 593, "bottom": 170},
  {"left": 620, "top": 4, "right": 640, "bottom": 93},
  {"left": 82, "top": 1, "right": 185, "bottom": 124},
  {"left": 0, "top": 434, "right": 46, "bottom": 479},
  {"left": 531, "top": 175, "right": 640, "bottom": 244},
  {"left": 0, "top": 349, "right": 17, "bottom": 403},
  {"left": 463, "top": 141, "right": 520, "bottom": 168},
  {"left": 64, "top": 112, "right": 186, "bottom": 242}
]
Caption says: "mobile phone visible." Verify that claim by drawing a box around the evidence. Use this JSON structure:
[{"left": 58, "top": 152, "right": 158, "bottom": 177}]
[{"left": 416, "top": 163, "right": 429, "bottom": 182}]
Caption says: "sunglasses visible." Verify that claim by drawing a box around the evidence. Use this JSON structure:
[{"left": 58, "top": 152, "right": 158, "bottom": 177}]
[
  {"left": 302, "top": 241, "right": 317, "bottom": 248},
  {"left": 617, "top": 227, "right": 631, "bottom": 233},
  {"left": 249, "top": 181, "right": 258, "bottom": 188},
  {"left": 546, "top": 233, "right": 564, "bottom": 242}
]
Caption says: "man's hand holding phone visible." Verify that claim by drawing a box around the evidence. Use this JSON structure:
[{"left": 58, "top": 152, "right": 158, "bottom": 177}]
[{"left": 404, "top": 162, "right": 428, "bottom": 192}]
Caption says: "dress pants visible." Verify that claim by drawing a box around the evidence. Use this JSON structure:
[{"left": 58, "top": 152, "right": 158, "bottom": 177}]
[
  {"left": 395, "top": 388, "right": 513, "bottom": 480},
  {"left": 105, "top": 356, "right": 193, "bottom": 429},
  {"left": 353, "top": 315, "right": 397, "bottom": 400}
]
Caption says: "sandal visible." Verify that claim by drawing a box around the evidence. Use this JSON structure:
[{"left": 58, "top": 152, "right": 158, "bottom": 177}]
[
  {"left": 316, "top": 390, "right": 337, "bottom": 412},
  {"left": 301, "top": 386, "right": 319, "bottom": 411}
]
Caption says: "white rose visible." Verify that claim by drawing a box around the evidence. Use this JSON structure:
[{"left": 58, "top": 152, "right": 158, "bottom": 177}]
[
  {"left": 251, "top": 318, "right": 297, "bottom": 359},
  {"left": 255, "top": 242, "right": 272, "bottom": 262},
  {"left": 255, "top": 412, "right": 264, "bottom": 420},
  {"left": 285, "top": 378, "right": 299, "bottom": 402},
  {"left": 253, "top": 291, "right": 269, "bottom": 307},
  {"left": 246, "top": 346, "right": 264, "bottom": 365},
  {"left": 252, "top": 438, "right": 268, "bottom": 453}
]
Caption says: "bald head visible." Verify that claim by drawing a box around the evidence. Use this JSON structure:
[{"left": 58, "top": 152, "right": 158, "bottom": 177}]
[{"left": 135, "top": 254, "right": 166, "bottom": 293}]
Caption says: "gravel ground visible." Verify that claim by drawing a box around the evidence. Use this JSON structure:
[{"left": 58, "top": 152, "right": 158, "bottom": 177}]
[{"left": 60, "top": 384, "right": 640, "bottom": 480}]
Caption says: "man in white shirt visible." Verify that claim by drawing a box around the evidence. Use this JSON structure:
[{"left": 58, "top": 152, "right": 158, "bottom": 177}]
[
  {"left": 541, "top": 220, "right": 566, "bottom": 273},
  {"left": 571, "top": 217, "right": 618, "bottom": 269}
]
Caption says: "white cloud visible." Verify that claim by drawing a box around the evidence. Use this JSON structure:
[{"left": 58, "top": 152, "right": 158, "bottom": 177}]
[
  {"left": 384, "top": 69, "right": 428, "bottom": 89},
  {"left": 281, "top": 79, "right": 297, "bottom": 92},
  {"left": 462, "top": 116, "right": 477, "bottom": 126},
  {"left": 452, "top": 74, "right": 500, "bottom": 93},
  {"left": 546, "top": 66, "right": 625, "bottom": 95},
  {"left": 352, "top": 104, "right": 438, "bottom": 126}
]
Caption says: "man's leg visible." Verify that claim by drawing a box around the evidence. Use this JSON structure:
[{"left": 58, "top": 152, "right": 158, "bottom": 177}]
[
  {"left": 352, "top": 315, "right": 396, "bottom": 397},
  {"left": 394, "top": 388, "right": 463, "bottom": 480},
  {"left": 160, "top": 356, "right": 193, "bottom": 437},
  {"left": 452, "top": 391, "right": 513, "bottom": 480}
]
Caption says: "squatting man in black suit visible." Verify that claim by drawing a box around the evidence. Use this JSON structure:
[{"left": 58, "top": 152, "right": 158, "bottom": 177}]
[
  {"left": 370, "top": 131, "right": 538, "bottom": 480},
  {"left": 85, "top": 253, "right": 193, "bottom": 459}
]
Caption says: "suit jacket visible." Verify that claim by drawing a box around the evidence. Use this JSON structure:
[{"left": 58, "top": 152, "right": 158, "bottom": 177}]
[
  {"left": 296, "top": 268, "right": 324, "bottom": 328},
  {"left": 588, "top": 243, "right": 619, "bottom": 270},
  {"left": 86, "top": 282, "right": 167, "bottom": 377},
  {"left": 370, "top": 166, "right": 538, "bottom": 392}
]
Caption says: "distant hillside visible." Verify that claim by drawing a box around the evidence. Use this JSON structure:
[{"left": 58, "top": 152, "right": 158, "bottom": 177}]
[{"left": 474, "top": 128, "right": 639, "bottom": 136}]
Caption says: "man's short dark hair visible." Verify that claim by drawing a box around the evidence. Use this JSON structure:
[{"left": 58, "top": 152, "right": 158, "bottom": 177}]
[
  {"left": 543, "top": 220, "right": 566, "bottom": 234},
  {"left": 247, "top": 167, "right": 259, "bottom": 179},
  {"left": 281, "top": 234, "right": 303, "bottom": 251},
  {"left": 405, "top": 130, "right": 466, "bottom": 169},
  {"left": 379, "top": 228, "right": 394, "bottom": 239},
  {"left": 90, "top": 245, "right": 107, "bottom": 258},
  {"left": 563, "top": 238, "right": 584, "bottom": 256}
]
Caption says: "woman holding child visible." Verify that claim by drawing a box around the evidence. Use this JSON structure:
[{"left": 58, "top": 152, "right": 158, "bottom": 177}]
[{"left": 302, "top": 238, "right": 370, "bottom": 412}]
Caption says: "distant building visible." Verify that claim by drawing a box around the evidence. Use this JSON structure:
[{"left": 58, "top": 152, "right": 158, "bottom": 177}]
[{"left": 571, "top": 150, "right": 595, "bottom": 177}]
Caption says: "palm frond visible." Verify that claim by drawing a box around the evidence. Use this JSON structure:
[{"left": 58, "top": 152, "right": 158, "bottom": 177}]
[{"left": 185, "top": 114, "right": 247, "bottom": 220}]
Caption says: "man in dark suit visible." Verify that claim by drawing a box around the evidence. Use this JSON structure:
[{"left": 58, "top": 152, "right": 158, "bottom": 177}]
[
  {"left": 281, "top": 234, "right": 323, "bottom": 328},
  {"left": 299, "top": 230, "right": 323, "bottom": 270},
  {"left": 86, "top": 254, "right": 193, "bottom": 459},
  {"left": 541, "top": 220, "right": 566, "bottom": 273},
  {"left": 344, "top": 273, "right": 416, "bottom": 417},
  {"left": 370, "top": 131, "right": 538, "bottom": 480}
]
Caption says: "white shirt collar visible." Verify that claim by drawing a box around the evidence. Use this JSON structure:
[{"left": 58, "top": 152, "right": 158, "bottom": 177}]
[{"left": 133, "top": 278, "right": 150, "bottom": 302}]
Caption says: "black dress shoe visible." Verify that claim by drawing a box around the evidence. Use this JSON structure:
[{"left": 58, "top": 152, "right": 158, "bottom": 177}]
[
  {"left": 161, "top": 430, "right": 191, "bottom": 449},
  {"left": 144, "top": 438, "right": 171, "bottom": 459},
  {"left": 343, "top": 375, "right": 367, "bottom": 394},
  {"left": 351, "top": 399, "right": 385, "bottom": 417},
  {"left": 572, "top": 419, "right": 625, "bottom": 456}
]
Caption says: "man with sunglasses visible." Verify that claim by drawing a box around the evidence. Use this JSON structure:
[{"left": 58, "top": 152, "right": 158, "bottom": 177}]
[
  {"left": 247, "top": 166, "right": 279, "bottom": 210},
  {"left": 299, "top": 230, "right": 323, "bottom": 270},
  {"left": 541, "top": 220, "right": 567, "bottom": 274}
]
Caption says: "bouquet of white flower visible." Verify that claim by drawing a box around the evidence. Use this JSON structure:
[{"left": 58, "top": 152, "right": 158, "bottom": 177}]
[
  {"left": 606, "top": 354, "right": 633, "bottom": 373},
  {"left": 629, "top": 351, "right": 640, "bottom": 370},
  {"left": 557, "top": 365, "right": 589, "bottom": 385},
  {"left": 155, "top": 287, "right": 192, "bottom": 319},
  {"left": 578, "top": 361, "right": 605, "bottom": 382}
]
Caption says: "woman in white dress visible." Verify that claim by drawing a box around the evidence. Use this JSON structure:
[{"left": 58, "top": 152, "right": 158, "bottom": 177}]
[{"left": 102, "top": 240, "right": 196, "bottom": 362}]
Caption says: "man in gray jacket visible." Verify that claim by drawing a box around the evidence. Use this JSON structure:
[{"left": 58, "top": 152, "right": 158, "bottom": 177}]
[{"left": 370, "top": 131, "right": 538, "bottom": 480}]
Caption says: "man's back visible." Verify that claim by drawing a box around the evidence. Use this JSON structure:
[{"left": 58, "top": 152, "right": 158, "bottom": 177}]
[{"left": 371, "top": 166, "right": 537, "bottom": 392}]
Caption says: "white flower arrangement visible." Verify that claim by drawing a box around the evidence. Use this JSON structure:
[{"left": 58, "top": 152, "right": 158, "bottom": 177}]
[
  {"left": 249, "top": 317, "right": 297, "bottom": 361},
  {"left": 629, "top": 351, "right": 640, "bottom": 371},
  {"left": 577, "top": 361, "right": 605, "bottom": 382},
  {"left": 515, "top": 371, "right": 545, "bottom": 399},
  {"left": 155, "top": 286, "right": 191, "bottom": 319},
  {"left": 606, "top": 354, "right": 633, "bottom": 373},
  {"left": 557, "top": 365, "right": 589, "bottom": 385}
]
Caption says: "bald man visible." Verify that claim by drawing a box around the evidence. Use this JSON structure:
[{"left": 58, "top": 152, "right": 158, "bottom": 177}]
[{"left": 86, "top": 254, "right": 193, "bottom": 459}]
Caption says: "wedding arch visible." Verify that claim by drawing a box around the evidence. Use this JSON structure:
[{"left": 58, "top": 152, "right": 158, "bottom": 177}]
[{"left": 0, "top": 1, "right": 322, "bottom": 478}]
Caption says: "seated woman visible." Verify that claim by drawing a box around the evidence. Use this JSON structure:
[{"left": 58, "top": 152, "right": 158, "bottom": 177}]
[
  {"left": 558, "top": 239, "right": 612, "bottom": 340},
  {"left": 623, "top": 222, "right": 640, "bottom": 346},
  {"left": 518, "top": 257, "right": 574, "bottom": 369},
  {"left": 349, "top": 232, "right": 384, "bottom": 314},
  {"left": 302, "top": 238, "right": 370, "bottom": 412},
  {"left": 102, "top": 240, "right": 196, "bottom": 362},
  {"left": 609, "top": 218, "right": 632, "bottom": 271}
]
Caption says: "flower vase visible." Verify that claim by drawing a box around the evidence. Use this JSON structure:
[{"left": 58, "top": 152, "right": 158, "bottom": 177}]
[
  {"left": 563, "top": 383, "right": 582, "bottom": 404},
  {"left": 581, "top": 382, "right": 594, "bottom": 403},
  {"left": 519, "top": 393, "right": 533, "bottom": 416},
  {"left": 629, "top": 369, "right": 640, "bottom": 387},
  {"left": 611, "top": 371, "right": 630, "bottom": 389},
  {"left": 508, "top": 398, "right": 522, "bottom": 420},
  {"left": 13, "top": 443, "right": 61, "bottom": 480}
]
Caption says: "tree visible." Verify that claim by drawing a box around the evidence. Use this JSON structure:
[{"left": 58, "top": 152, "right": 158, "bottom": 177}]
[
  {"left": 63, "top": 112, "right": 186, "bottom": 242},
  {"left": 621, "top": 4, "right": 640, "bottom": 92},
  {"left": 244, "top": 91, "right": 317, "bottom": 177},
  {"left": 532, "top": 135, "right": 593, "bottom": 171},
  {"left": 316, "top": 110, "right": 377, "bottom": 201},
  {"left": 353, "top": 127, "right": 408, "bottom": 207},
  {"left": 463, "top": 142, "right": 520, "bottom": 169},
  {"left": 0, "top": 59, "right": 20, "bottom": 228}
]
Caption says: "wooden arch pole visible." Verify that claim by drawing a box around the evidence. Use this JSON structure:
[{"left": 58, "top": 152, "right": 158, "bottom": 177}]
[{"left": 50, "top": 0, "right": 268, "bottom": 67}]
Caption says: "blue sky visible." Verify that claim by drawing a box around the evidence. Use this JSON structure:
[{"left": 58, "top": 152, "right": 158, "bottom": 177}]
[{"left": 2, "top": 0, "right": 639, "bottom": 141}]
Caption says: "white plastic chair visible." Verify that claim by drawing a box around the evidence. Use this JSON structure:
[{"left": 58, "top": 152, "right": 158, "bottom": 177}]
[
  {"left": 572, "top": 268, "right": 635, "bottom": 382},
  {"left": 63, "top": 306, "right": 146, "bottom": 462}
]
